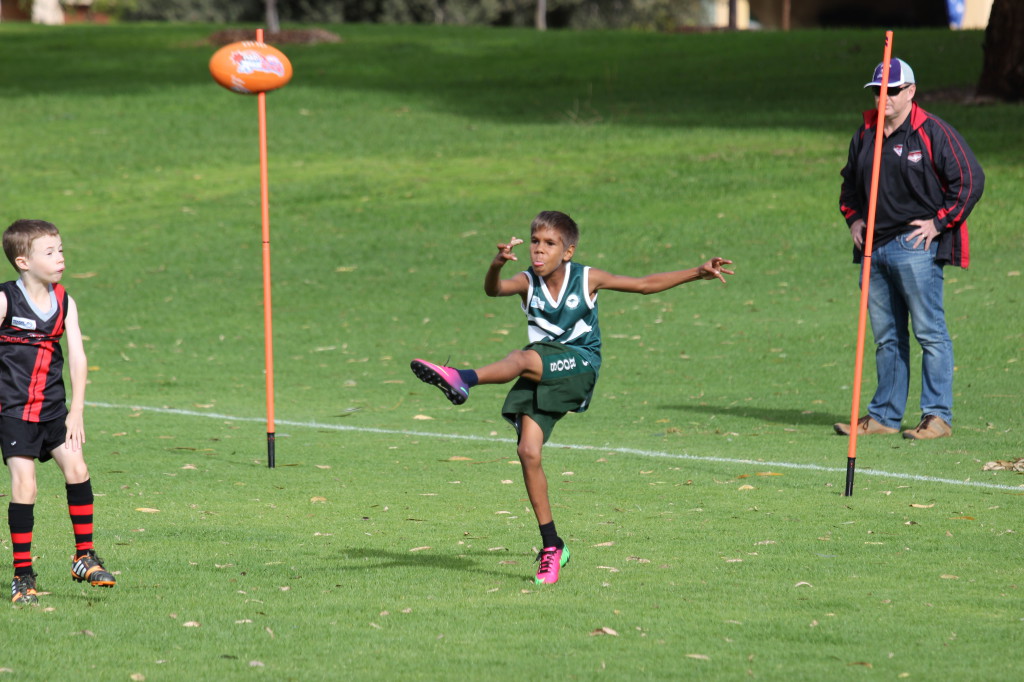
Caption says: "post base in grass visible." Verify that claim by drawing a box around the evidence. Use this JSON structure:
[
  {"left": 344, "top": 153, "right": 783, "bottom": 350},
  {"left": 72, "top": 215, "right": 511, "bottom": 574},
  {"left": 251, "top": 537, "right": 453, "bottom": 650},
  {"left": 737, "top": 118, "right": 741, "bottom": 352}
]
[
  {"left": 845, "top": 458, "right": 856, "bottom": 496},
  {"left": 268, "top": 432, "right": 276, "bottom": 468}
]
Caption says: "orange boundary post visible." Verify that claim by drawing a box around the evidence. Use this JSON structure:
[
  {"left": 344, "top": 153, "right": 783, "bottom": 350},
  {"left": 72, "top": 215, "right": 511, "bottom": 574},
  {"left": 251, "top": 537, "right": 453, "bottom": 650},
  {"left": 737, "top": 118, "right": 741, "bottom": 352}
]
[
  {"left": 845, "top": 30, "right": 894, "bottom": 496},
  {"left": 256, "top": 27, "right": 277, "bottom": 468}
]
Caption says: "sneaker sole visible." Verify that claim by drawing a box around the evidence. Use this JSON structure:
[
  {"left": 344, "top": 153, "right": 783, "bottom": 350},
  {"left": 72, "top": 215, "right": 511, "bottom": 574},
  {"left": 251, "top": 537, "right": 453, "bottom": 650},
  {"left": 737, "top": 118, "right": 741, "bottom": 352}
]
[
  {"left": 72, "top": 574, "right": 116, "bottom": 587},
  {"left": 72, "top": 566, "right": 117, "bottom": 587},
  {"left": 410, "top": 361, "right": 468, "bottom": 406},
  {"left": 833, "top": 423, "right": 899, "bottom": 436}
]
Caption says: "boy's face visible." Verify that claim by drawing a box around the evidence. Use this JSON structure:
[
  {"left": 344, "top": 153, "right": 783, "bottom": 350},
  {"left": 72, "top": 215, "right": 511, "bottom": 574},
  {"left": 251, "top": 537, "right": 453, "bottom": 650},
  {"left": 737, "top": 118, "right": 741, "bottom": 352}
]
[
  {"left": 17, "top": 235, "right": 65, "bottom": 284},
  {"left": 530, "top": 226, "right": 575, "bottom": 278}
]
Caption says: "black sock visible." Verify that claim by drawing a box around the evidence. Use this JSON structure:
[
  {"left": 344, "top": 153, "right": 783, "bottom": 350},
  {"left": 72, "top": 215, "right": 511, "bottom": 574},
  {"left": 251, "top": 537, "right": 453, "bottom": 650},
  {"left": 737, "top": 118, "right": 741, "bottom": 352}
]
[
  {"left": 457, "top": 369, "right": 479, "bottom": 387},
  {"left": 539, "top": 521, "right": 563, "bottom": 550}
]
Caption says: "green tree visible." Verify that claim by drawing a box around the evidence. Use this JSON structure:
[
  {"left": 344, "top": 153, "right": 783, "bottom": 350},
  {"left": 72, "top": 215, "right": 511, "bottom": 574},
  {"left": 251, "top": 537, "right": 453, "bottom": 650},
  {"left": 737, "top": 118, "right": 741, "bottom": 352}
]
[{"left": 977, "top": 0, "right": 1023, "bottom": 101}]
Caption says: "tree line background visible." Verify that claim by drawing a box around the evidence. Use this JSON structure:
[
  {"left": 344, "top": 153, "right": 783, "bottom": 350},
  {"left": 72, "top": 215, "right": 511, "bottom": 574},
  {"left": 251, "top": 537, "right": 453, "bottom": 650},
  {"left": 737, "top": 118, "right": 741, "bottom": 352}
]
[
  {"left": 11, "top": 0, "right": 1021, "bottom": 99},
  {"left": 124, "top": 0, "right": 702, "bottom": 30}
]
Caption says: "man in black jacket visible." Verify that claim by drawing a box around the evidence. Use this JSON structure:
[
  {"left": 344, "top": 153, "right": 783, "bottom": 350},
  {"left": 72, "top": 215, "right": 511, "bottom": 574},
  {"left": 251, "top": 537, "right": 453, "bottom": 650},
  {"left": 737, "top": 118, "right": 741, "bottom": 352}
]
[{"left": 835, "top": 58, "right": 985, "bottom": 440}]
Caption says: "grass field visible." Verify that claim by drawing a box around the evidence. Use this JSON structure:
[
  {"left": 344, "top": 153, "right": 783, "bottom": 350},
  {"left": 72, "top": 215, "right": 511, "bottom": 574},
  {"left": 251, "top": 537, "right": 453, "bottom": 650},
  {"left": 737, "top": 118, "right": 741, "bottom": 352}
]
[{"left": 1, "top": 22, "right": 1022, "bottom": 681}]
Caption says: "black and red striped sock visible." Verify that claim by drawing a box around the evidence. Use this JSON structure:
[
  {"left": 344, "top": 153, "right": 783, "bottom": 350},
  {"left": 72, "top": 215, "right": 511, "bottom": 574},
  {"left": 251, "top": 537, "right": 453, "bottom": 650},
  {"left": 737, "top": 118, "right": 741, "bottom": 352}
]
[
  {"left": 66, "top": 479, "right": 94, "bottom": 558},
  {"left": 8, "top": 502, "right": 34, "bottom": 576}
]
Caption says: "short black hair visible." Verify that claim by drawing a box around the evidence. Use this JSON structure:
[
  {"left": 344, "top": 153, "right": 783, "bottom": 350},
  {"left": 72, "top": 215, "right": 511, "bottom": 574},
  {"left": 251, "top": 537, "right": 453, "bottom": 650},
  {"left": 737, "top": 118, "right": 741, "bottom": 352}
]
[{"left": 530, "top": 211, "right": 579, "bottom": 248}]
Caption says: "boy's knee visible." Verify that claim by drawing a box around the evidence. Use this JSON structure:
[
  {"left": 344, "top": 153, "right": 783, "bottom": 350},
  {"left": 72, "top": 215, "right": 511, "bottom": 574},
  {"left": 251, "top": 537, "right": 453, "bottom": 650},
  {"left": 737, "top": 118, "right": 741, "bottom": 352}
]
[
  {"left": 517, "top": 442, "right": 542, "bottom": 467},
  {"left": 506, "top": 349, "right": 531, "bottom": 367},
  {"left": 508, "top": 349, "right": 543, "bottom": 382},
  {"left": 9, "top": 474, "right": 38, "bottom": 504},
  {"left": 63, "top": 463, "right": 90, "bottom": 485}
]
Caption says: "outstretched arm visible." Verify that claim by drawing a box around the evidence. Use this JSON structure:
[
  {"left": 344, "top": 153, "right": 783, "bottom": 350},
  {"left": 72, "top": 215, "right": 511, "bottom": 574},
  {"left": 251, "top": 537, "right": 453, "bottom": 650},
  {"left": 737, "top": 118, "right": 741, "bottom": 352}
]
[
  {"left": 484, "top": 237, "right": 530, "bottom": 298},
  {"left": 591, "top": 257, "right": 733, "bottom": 295}
]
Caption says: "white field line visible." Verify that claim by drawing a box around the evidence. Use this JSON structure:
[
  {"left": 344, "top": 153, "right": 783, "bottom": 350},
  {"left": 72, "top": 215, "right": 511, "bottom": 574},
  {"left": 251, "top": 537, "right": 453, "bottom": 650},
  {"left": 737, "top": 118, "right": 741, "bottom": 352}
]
[{"left": 87, "top": 401, "right": 1024, "bottom": 493}]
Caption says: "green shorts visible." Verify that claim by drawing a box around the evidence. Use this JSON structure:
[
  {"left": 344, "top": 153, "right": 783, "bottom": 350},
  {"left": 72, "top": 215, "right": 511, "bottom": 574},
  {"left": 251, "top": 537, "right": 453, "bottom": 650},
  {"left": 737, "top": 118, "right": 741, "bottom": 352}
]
[{"left": 501, "top": 342, "right": 598, "bottom": 443}]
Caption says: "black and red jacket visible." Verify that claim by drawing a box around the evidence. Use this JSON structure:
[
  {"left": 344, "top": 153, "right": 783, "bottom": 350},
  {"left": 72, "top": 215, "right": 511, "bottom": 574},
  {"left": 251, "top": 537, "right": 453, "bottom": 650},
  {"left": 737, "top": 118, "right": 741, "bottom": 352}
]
[
  {"left": 840, "top": 101, "right": 985, "bottom": 268},
  {"left": 0, "top": 280, "right": 69, "bottom": 423}
]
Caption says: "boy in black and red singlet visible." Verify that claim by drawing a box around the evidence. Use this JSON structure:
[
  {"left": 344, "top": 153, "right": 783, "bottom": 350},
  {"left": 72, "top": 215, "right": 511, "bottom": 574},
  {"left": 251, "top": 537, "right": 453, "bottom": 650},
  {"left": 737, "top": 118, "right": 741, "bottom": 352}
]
[{"left": 1, "top": 220, "right": 115, "bottom": 607}]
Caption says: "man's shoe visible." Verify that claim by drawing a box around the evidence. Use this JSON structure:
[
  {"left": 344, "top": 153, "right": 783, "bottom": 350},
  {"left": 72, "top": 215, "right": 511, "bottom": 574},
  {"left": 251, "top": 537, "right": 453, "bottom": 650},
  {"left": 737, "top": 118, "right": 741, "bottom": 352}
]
[
  {"left": 410, "top": 359, "right": 470, "bottom": 405},
  {"left": 902, "top": 415, "right": 952, "bottom": 440},
  {"left": 834, "top": 416, "right": 899, "bottom": 436},
  {"left": 11, "top": 573, "right": 39, "bottom": 606},
  {"left": 534, "top": 546, "right": 570, "bottom": 585},
  {"left": 71, "top": 550, "right": 116, "bottom": 587}
]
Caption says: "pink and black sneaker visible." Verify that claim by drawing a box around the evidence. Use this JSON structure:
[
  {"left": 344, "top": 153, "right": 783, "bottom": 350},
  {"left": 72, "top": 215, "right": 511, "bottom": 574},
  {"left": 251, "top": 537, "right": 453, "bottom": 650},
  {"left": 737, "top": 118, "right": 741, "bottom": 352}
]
[
  {"left": 410, "top": 359, "right": 470, "bottom": 405},
  {"left": 534, "top": 546, "right": 570, "bottom": 585}
]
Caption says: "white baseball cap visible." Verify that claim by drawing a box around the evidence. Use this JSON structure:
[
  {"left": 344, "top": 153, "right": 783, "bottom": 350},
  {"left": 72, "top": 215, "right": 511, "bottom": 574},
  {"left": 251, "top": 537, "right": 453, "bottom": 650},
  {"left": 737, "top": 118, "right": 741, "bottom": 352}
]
[{"left": 864, "top": 58, "right": 916, "bottom": 88}]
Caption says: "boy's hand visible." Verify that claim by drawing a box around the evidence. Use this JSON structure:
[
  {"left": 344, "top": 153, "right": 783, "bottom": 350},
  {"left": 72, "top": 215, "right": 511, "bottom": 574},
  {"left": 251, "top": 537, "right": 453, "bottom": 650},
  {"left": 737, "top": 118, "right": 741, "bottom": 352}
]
[
  {"left": 65, "top": 411, "right": 86, "bottom": 451},
  {"left": 698, "top": 257, "right": 734, "bottom": 283},
  {"left": 495, "top": 237, "right": 524, "bottom": 264}
]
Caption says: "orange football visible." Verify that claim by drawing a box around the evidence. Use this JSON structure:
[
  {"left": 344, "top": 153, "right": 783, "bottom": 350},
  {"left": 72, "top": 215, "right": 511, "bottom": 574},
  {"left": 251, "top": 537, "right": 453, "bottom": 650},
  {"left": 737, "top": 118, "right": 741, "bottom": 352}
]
[{"left": 209, "top": 41, "right": 293, "bottom": 95}]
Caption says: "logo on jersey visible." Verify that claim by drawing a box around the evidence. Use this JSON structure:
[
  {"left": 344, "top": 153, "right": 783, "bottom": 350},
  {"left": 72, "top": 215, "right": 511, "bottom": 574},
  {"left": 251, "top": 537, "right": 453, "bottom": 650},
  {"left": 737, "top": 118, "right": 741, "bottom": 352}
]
[
  {"left": 549, "top": 356, "right": 577, "bottom": 373},
  {"left": 566, "top": 294, "right": 580, "bottom": 310},
  {"left": 11, "top": 317, "right": 36, "bottom": 331},
  {"left": 908, "top": 150, "right": 923, "bottom": 164},
  {"left": 893, "top": 144, "right": 904, "bottom": 157},
  {"left": 530, "top": 295, "right": 545, "bottom": 311}
]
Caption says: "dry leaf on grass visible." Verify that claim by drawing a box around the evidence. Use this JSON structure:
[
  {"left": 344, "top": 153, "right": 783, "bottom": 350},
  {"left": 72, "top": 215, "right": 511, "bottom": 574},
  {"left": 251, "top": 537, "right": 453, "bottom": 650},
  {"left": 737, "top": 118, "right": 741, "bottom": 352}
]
[
  {"left": 982, "top": 458, "right": 1024, "bottom": 472},
  {"left": 589, "top": 627, "right": 618, "bottom": 636},
  {"left": 413, "top": 414, "right": 434, "bottom": 420},
  {"left": 409, "top": 546, "right": 431, "bottom": 552},
  {"left": 135, "top": 508, "right": 160, "bottom": 513},
  {"left": 686, "top": 654, "right": 711, "bottom": 661},
  {"left": 910, "top": 503, "right": 935, "bottom": 509}
]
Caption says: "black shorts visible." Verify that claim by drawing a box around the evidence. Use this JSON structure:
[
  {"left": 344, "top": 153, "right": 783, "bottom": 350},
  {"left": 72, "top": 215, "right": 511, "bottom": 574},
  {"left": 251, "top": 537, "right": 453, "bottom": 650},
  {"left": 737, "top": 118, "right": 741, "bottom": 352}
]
[{"left": 0, "top": 416, "right": 67, "bottom": 464}]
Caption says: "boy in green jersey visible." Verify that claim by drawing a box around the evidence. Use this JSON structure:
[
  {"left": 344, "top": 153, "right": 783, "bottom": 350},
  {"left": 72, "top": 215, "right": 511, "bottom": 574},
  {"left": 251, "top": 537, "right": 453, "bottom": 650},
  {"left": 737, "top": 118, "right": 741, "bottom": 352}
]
[{"left": 412, "top": 211, "right": 732, "bottom": 584}]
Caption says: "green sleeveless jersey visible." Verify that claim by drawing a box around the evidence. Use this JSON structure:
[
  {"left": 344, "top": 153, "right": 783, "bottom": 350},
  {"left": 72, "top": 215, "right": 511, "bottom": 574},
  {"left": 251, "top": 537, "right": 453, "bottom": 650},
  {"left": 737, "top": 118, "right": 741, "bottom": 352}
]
[{"left": 521, "top": 261, "right": 602, "bottom": 373}]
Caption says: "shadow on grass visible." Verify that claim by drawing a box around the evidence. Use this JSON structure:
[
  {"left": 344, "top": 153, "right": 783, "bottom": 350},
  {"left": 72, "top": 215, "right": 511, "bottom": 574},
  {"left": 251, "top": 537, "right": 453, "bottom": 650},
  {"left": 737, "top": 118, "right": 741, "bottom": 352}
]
[
  {"left": 661, "top": 402, "right": 844, "bottom": 428},
  {"left": 337, "top": 547, "right": 530, "bottom": 581}
]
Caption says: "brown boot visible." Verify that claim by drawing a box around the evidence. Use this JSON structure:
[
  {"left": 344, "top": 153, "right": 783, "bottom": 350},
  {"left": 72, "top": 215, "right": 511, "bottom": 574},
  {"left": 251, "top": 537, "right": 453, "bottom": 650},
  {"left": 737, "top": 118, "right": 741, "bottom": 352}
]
[
  {"left": 902, "top": 415, "right": 952, "bottom": 440},
  {"left": 834, "top": 415, "right": 899, "bottom": 436}
]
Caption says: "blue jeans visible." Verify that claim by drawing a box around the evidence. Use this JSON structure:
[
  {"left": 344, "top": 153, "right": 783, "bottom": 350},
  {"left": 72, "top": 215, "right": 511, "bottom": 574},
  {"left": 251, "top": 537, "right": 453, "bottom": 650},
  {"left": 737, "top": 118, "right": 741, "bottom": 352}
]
[{"left": 863, "top": 236, "right": 953, "bottom": 428}]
